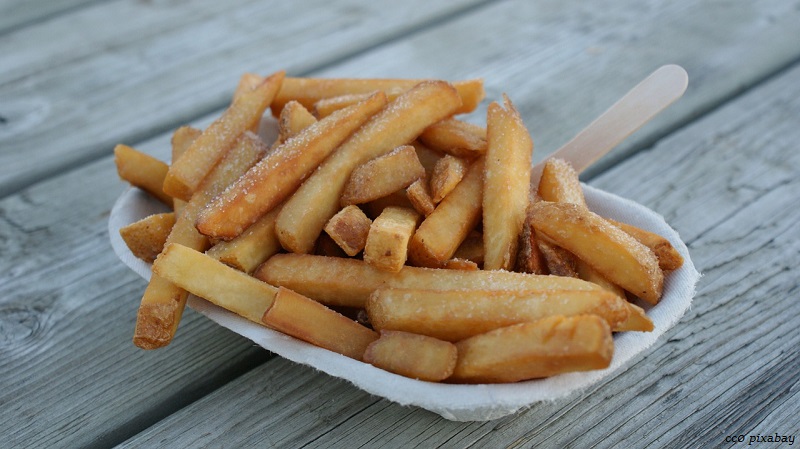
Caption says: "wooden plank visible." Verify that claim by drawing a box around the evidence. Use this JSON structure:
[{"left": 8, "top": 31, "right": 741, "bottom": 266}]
[
  {"left": 116, "top": 50, "right": 800, "bottom": 449},
  {"left": 0, "top": 0, "right": 104, "bottom": 34},
  {"left": 0, "top": 0, "right": 488, "bottom": 198}
]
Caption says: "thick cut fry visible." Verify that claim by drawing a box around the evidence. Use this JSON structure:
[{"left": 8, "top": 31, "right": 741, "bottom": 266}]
[
  {"left": 530, "top": 201, "right": 664, "bottom": 304},
  {"left": 163, "top": 70, "right": 284, "bottom": 200},
  {"left": 119, "top": 212, "right": 175, "bottom": 263},
  {"left": 537, "top": 158, "right": 586, "bottom": 206},
  {"left": 134, "top": 132, "right": 267, "bottom": 349},
  {"left": 408, "top": 157, "right": 484, "bottom": 268},
  {"left": 367, "top": 287, "right": 629, "bottom": 341},
  {"left": 171, "top": 126, "right": 202, "bottom": 162},
  {"left": 430, "top": 154, "right": 468, "bottom": 203},
  {"left": 196, "top": 92, "right": 387, "bottom": 239},
  {"left": 313, "top": 93, "right": 374, "bottom": 118},
  {"left": 575, "top": 261, "right": 651, "bottom": 333},
  {"left": 405, "top": 179, "right": 435, "bottom": 217},
  {"left": 483, "top": 97, "right": 533, "bottom": 270},
  {"left": 364, "top": 330, "right": 457, "bottom": 382},
  {"left": 234, "top": 73, "right": 266, "bottom": 133},
  {"left": 418, "top": 118, "right": 487, "bottom": 158},
  {"left": 114, "top": 144, "right": 172, "bottom": 207},
  {"left": 278, "top": 100, "right": 318, "bottom": 143},
  {"left": 271, "top": 77, "right": 483, "bottom": 116},
  {"left": 608, "top": 218, "right": 684, "bottom": 271},
  {"left": 276, "top": 81, "right": 463, "bottom": 254},
  {"left": 340, "top": 145, "right": 425, "bottom": 206},
  {"left": 324, "top": 205, "right": 372, "bottom": 256},
  {"left": 363, "top": 207, "right": 420, "bottom": 272},
  {"left": 262, "top": 287, "right": 378, "bottom": 360},
  {"left": 153, "top": 244, "right": 278, "bottom": 323},
  {"left": 450, "top": 315, "right": 614, "bottom": 383},
  {"left": 205, "top": 206, "right": 282, "bottom": 274},
  {"left": 255, "top": 253, "right": 603, "bottom": 308}
]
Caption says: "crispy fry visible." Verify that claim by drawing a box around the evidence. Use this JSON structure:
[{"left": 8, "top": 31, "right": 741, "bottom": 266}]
[
  {"left": 363, "top": 207, "right": 420, "bottom": 272},
  {"left": 324, "top": 205, "right": 372, "bottom": 256},
  {"left": 313, "top": 92, "right": 373, "bottom": 118},
  {"left": 234, "top": 73, "right": 266, "bottom": 133},
  {"left": 530, "top": 201, "right": 664, "bottom": 303},
  {"left": 536, "top": 235, "right": 580, "bottom": 278},
  {"left": 263, "top": 287, "right": 378, "bottom": 360},
  {"left": 340, "top": 145, "right": 425, "bottom": 206},
  {"left": 163, "top": 70, "right": 284, "bottom": 201},
  {"left": 450, "top": 315, "right": 614, "bottom": 383},
  {"left": 255, "top": 253, "right": 603, "bottom": 308},
  {"left": 430, "top": 154, "right": 468, "bottom": 203},
  {"left": 537, "top": 158, "right": 586, "bottom": 206},
  {"left": 367, "top": 287, "right": 629, "bottom": 341},
  {"left": 405, "top": 179, "right": 436, "bottom": 217},
  {"left": 153, "top": 243, "right": 278, "bottom": 323},
  {"left": 408, "top": 157, "right": 484, "bottom": 268},
  {"left": 515, "top": 209, "right": 547, "bottom": 274},
  {"left": 271, "top": 77, "right": 483, "bottom": 116},
  {"left": 205, "top": 206, "right": 282, "bottom": 274},
  {"left": 114, "top": 144, "right": 172, "bottom": 207},
  {"left": 483, "top": 96, "right": 533, "bottom": 270},
  {"left": 196, "top": 92, "right": 387, "bottom": 239},
  {"left": 418, "top": 118, "right": 487, "bottom": 158},
  {"left": 276, "top": 81, "right": 463, "bottom": 254},
  {"left": 364, "top": 330, "right": 457, "bottom": 382},
  {"left": 119, "top": 212, "right": 175, "bottom": 263},
  {"left": 278, "top": 100, "right": 318, "bottom": 143},
  {"left": 171, "top": 126, "right": 202, "bottom": 162},
  {"left": 608, "top": 218, "right": 684, "bottom": 271}
]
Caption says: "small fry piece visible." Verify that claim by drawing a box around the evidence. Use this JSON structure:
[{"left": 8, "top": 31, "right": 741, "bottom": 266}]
[
  {"left": 363, "top": 207, "right": 420, "bottom": 272},
  {"left": 408, "top": 157, "right": 484, "bottom": 268},
  {"left": 364, "top": 330, "right": 457, "bottom": 382},
  {"left": 276, "top": 80, "right": 463, "bottom": 254},
  {"left": 340, "top": 145, "right": 425, "bottom": 206},
  {"left": 153, "top": 243, "right": 277, "bottom": 323},
  {"left": 361, "top": 190, "right": 415, "bottom": 219},
  {"left": 405, "top": 179, "right": 436, "bottom": 217},
  {"left": 205, "top": 207, "right": 282, "bottom": 274},
  {"left": 536, "top": 236, "right": 580, "bottom": 278},
  {"left": 418, "top": 118, "right": 487, "bottom": 158},
  {"left": 430, "top": 154, "right": 468, "bottom": 203},
  {"left": 114, "top": 144, "right": 172, "bottom": 207},
  {"left": 262, "top": 287, "right": 378, "bottom": 360},
  {"left": 255, "top": 253, "right": 603, "bottom": 308},
  {"left": 608, "top": 219, "right": 684, "bottom": 271},
  {"left": 537, "top": 158, "right": 586, "bottom": 206},
  {"left": 450, "top": 315, "right": 614, "bottom": 383},
  {"left": 483, "top": 96, "right": 533, "bottom": 270},
  {"left": 324, "top": 205, "right": 372, "bottom": 256},
  {"left": 197, "top": 92, "right": 387, "bottom": 239},
  {"left": 515, "top": 209, "right": 547, "bottom": 274},
  {"left": 443, "top": 258, "right": 479, "bottom": 271},
  {"left": 278, "top": 100, "right": 318, "bottom": 143},
  {"left": 617, "top": 302, "right": 655, "bottom": 332},
  {"left": 164, "top": 71, "right": 284, "bottom": 201},
  {"left": 119, "top": 212, "right": 175, "bottom": 263},
  {"left": 367, "top": 287, "right": 629, "bottom": 341},
  {"left": 531, "top": 201, "right": 664, "bottom": 304}
]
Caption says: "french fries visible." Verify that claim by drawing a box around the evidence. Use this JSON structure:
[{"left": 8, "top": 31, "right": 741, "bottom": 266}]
[{"left": 115, "top": 71, "right": 683, "bottom": 385}]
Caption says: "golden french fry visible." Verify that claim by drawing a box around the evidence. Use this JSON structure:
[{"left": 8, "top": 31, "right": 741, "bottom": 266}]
[
  {"left": 313, "top": 92, "right": 373, "bottom": 118},
  {"left": 364, "top": 330, "right": 457, "bottom": 381},
  {"left": 515, "top": 210, "right": 547, "bottom": 274},
  {"left": 171, "top": 126, "right": 202, "bottom": 162},
  {"left": 607, "top": 218, "right": 684, "bottom": 271},
  {"left": 340, "top": 145, "right": 425, "bottom": 206},
  {"left": 363, "top": 207, "right": 420, "bottom": 272},
  {"left": 255, "top": 253, "right": 603, "bottom": 308},
  {"left": 278, "top": 100, "right": 318, "bottom": 144},
  {"left": 276, "top": 80, "right": 463, "bottom": 254},
  {"left": 205, "top": 206, "right": 282, "bottom": 274},
  {"left": 483, "top": 96, "right": 533, "bottom": 270},
  {"left": 119, "top": 212, "right": 175, "bottom": 263},
  {"left": 408, "top": 157, "right": 484, "bottom": 268},
  {"left": 114, "top": 144, "right": 172, "bottom": 207},
  {"left": 537, "top": 158, "right": 586, "bottom": 206},
  {"left": 450, "top": 315, "right": 614, "bottom": 383},
  {"left": 196, "top": 92, "right": 387, "bottom": 240},
  {"left": 430, "top": 154, "right": 468, "bottom": 203},
  {"left": 234, "top": 73, "right": 266, "bottom": 133},
  {"left": 531, "top": 201, "right": 664, "bottom": 304},
  {"left": 262, "top": 287, "right": 378, "bottom": 360},
  {"left": 324, "top": 205, "right": 372, "bottom": 256},
  {"left": 405, "top": 179, "right": 436, "bottom": 217},
  {"left": 367, "top": 287, "right": 629, "bottom": 341},
  {"left": 418, "top": 118, "right": 487, "bottom": 158},
  {"left": 163, "top": 70, "right": 285, "bottom": 201},
  {"left": 153, "top": 243, "right": 278, "bottom": 323},
  {"left": 271, "top": 77, "right": 483, "bottom": 116},
  {"left": 536, "top": 234, "right": 580, "bottom": 278}
]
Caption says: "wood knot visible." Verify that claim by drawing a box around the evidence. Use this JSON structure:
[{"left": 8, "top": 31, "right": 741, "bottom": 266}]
[{"left": 0, "top": 305, "right": 42, "bottom": 346}]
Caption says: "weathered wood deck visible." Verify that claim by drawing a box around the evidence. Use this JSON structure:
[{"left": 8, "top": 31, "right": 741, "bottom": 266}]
[{"left": 1, "top": 1, "right": 798, "bottom": 447}]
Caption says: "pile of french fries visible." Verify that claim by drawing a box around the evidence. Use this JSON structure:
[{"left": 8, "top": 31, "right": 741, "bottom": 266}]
[{"left": 114, "top": 71, "right": 683, "bottom": 384}]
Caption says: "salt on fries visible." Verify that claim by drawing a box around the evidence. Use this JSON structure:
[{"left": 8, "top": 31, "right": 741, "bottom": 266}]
[{"left": 114, "top": 70, "right": 682, "bottom": 383}]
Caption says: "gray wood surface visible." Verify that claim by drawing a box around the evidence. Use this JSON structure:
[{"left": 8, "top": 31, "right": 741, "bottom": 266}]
[{"left": 1, "top": 0, "right": 799, "bottom": 447}]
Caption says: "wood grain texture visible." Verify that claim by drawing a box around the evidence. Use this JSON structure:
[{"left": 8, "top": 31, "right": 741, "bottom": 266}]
[
  {"left": 117, "top": 52, "right": 800, "bottom": 449},
  {"left": 0, "top": 0, "right": 104, "bottom": 34},
  {"left": 0, "top": 0, "right": 489, "bottom": 198}
]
